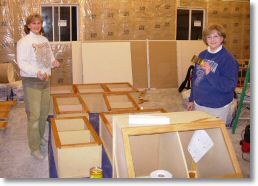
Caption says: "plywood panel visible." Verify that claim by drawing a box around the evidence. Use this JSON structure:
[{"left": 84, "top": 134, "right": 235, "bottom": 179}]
[
  {"left": 149, "top": 41, "right": 177, "bottom": 88},
  {"left": 130, "top": 41, "right": 148, "bottom": 88},
  {"left": 176, "top": 41, "right": 206, "bottom": 87},
  {"left": 82, "top": 42, "right": 133, "bottom": 84}
]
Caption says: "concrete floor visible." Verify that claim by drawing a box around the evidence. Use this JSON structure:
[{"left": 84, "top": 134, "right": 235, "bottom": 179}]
[{"left": 0, "top": 88, "right": 250, "bottom": 178}]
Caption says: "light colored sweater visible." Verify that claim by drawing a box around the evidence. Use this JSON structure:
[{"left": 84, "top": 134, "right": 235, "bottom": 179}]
[{"left": 17, "top": 31, "right": 55, "bottom": 78}]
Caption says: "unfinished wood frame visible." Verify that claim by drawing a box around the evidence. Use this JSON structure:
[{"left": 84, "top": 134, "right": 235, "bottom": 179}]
[
  {"left": 74, "top": 83, "right": 107, "bottom": 94},
  {"left": 122, "top": 121, "right": 242, "bottom": 178},
  {"left": 53, "top": 95, "right": 89, "bottom": 114},
  {"left": 103, "top": 92, "right": 140, "bottom": 112},
  {"left": 50, "top": 84, "right": 76, "bottom": 95},
  {"left": 103, "top": 82, "right": 139, "bottom": 93},
  {"left": 99, "top": 108, "right": 167, "bottom": 164},
  {"left": 79, "top": 93, "right": 108, "bottom": 113},
  {"left": 51, "top": 116, "right": 102, "bottom": 178}
]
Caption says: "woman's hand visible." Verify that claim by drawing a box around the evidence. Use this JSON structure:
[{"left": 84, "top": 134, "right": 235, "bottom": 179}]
[
  {"left": 52, "top": 60, "right": 60, "bottom": 68},
  {"left": 200, "top": 62, "right": 212, "bottom": 75},
  {"left": 37, "top": 71, "right": 48, "bottom": 81},
  {"left": 187, "top": 101, "right": 195, "bottom": 111}
]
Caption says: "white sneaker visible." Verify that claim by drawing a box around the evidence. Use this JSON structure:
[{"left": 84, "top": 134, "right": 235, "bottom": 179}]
[{"left": 31, "top": 150, "right": 44, "bottom": 160}]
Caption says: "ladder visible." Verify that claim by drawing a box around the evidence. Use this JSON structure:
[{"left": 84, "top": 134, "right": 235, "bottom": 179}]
[{"left": 232, "top": 65, "right": 250, "bottom": 134}]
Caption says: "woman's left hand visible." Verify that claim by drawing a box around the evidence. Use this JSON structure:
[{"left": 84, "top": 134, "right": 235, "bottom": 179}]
[{"left": 52, "top": 60, "right": 60, "bottom": 68}]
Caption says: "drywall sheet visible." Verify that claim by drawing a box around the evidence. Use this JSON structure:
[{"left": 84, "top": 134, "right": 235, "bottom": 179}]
[
  {"left": 130, "top": 41, "right": 148, "bottom": 88},
  {"left": 149, "top": 41, "right": 177, "bottom": 88},
  {"left": 176, "top": 41, "right": 206, "bottom": 87},
  {"left": 72, "top": 41, "right": 83, "bottom": 84},
  {"left": 82, "top": 42, "right": 133, "bottom": 84}
]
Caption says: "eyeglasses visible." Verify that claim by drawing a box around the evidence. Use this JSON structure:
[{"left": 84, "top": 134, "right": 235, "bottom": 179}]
[{"left": 206, "top": 35, "right": 221, "bottom": 40}]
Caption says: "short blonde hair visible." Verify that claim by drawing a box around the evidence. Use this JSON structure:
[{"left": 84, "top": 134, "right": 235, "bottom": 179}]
[
  {"left": 24, "top": 13, "right": 44, "bottom": 34},
  {"left": 202, "top": 24, "right": 226, "bottom": 45}
]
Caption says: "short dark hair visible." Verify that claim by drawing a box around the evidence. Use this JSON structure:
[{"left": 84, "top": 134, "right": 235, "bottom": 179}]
[
  {"left": 202, "top": 24, "right": 226, "bottom": 45},
  {"left": 24, "top": 13, "right": 44, "bottom": 34}
]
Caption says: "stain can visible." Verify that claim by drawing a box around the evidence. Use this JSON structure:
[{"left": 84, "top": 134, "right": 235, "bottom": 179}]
[{"left": 90, "top": 167, "right": 104, "bottom": 178}]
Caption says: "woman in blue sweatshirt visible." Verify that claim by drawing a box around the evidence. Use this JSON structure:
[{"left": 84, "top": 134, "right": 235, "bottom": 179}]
[{"left": 187, "top": 24, "right": 239, "bottom": 123}]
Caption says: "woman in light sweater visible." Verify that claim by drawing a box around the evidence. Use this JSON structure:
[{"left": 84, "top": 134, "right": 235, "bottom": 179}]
[
  {"left": 17, "top": 13, "right": 59, "bottom": 160},
  {"left": 187, "top": 24, "right": 239, "bottom": 124}
]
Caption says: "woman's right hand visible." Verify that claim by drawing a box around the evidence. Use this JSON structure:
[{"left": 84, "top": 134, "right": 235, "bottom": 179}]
[
  {"left": 187, "top": 101, "right": 194, "bottom": 111},
  {"left": 37, "top": 71, "right": 48, "bottom": 81}
]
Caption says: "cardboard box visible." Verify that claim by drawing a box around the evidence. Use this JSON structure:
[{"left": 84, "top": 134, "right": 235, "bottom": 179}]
[{"left": 51, "top": 116, "right": 102, "bottom": 178}]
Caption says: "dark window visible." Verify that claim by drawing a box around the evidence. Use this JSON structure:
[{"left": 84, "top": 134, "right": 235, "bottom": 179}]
[
  {"left": 177, "top": 9, "right": 205, "bottom": 40},
  {"left": 41, "top": 5, "right": 79, "bottom": 42},
  {"left": 72, "top": 6, "right": 77, "bottom": 41},
  {"left": 176, "top": 9, "right": 189, "bottom": 40},
  {"left": 191, "top": 10, "right": 204, "bottom": 40},
  {"left": 42, "top": 7, "right": 53, "bottom": 41},
  {"left": 60, "top": 6, "right": 70, "bottom": 41}
]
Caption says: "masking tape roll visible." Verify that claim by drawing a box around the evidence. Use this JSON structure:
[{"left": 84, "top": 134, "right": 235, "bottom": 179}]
[{"left": 150, "top": 170, "right": 173, "bottom": 178}]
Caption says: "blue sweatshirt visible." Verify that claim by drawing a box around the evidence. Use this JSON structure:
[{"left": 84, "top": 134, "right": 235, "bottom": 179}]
[{"left": 189, "top": 46, "right": 239, "bottom": 108}]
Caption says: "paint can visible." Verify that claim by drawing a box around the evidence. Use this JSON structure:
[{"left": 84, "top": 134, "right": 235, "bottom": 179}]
[{"left": 90, "top": 167, "right": 104, "bottom": 178}]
